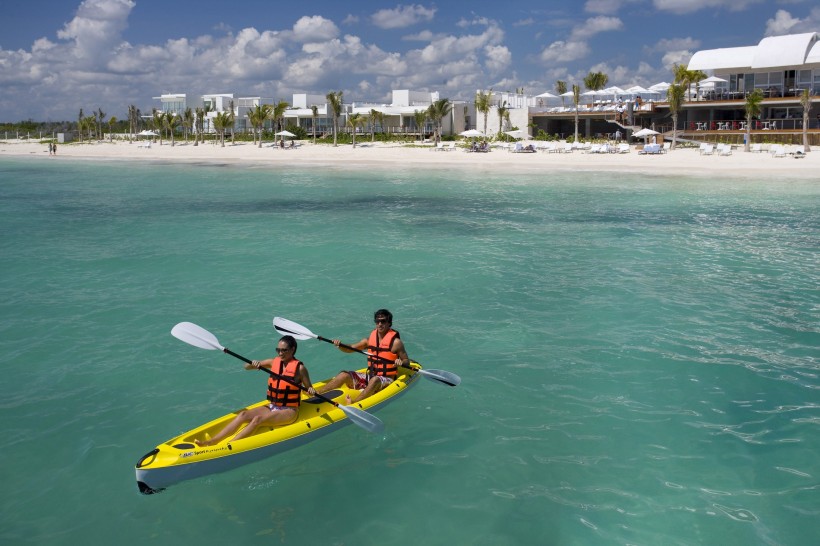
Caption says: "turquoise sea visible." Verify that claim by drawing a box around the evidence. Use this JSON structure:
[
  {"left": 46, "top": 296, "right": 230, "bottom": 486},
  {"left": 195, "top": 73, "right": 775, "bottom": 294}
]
[{"left": 0, "top": 157, "right": 817, "bottom": 545}]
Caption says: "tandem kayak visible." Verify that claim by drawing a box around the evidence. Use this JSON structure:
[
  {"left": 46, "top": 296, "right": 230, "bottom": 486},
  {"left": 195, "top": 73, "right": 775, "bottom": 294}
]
[{"left": 135, "top": 364, "right": 422, "bottom": 494}]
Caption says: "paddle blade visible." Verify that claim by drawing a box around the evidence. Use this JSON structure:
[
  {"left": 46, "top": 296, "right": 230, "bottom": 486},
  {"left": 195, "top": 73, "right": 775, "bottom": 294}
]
[
  {"left": 171, "top": 322, "right": 224, "bottom": 351},
  {"left": 339, "top": 405, "right": 384, "bottom": 434},
  {"left": 419, "top": 368, "right": 461, "bottom": 387},
  {"left": 273, "top": 317, "right": 318, "bottom": 340}
]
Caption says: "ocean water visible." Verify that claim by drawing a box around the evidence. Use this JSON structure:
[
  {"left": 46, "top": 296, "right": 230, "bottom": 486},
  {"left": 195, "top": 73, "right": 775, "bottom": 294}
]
[{"left": 0, "top": 157, "right": 817, "bottom": 545}]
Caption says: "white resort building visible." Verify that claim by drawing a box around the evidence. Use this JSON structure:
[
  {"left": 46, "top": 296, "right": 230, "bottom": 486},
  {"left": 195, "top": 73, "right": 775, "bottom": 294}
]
[{"left": 150, "top": 32, "right": 819, "bottom": 145}]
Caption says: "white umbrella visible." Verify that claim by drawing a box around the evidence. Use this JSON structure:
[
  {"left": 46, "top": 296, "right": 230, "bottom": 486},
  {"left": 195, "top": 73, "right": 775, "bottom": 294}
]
[
  {"left": 535, "top": 91, "right": 558, "bottom": 98},
  {"left": 275, "top": 130, "right": 296, "bottom": 138},
  {"left": 649, "top": 82, "right": 671, "bottom": 92},
  {"left": 560, "top": 91, "right": 576, "bottom": 97},
  {"left": 633, "top": 128, "right": 660, "bottom": 138},
  {"left": 700, "top": 76, "right": 728, "bottom": 85},
  {"left": 459, "top": 129, "right": 484, "bottom": 137},
  {"left": 138, "top": 130, "right": 158, "bottom": 137},
  {"left": 625, "top": 85, "right": 651, "bottom": 95},
  {"left": 503, "top": 130, "right": 528, "bottom": 140}
]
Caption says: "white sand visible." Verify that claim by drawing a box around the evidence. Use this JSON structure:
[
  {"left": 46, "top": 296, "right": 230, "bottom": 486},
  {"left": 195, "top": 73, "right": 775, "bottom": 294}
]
[{"left": 1, "top": 139, "right": 816, "bottom": 179}]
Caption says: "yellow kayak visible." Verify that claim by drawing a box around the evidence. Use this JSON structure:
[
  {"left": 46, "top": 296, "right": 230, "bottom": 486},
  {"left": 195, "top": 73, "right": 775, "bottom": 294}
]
[{"left": 135, "top": 364, "right": 421, "bottom": 494}]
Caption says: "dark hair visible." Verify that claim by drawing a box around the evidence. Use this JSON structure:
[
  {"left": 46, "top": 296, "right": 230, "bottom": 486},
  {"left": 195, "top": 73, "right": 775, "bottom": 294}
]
[
  {"left": 373, "top": 309, "right": 393, "bottom": 324},
  {"left": 279, "top": 335, "right": 297, "bottom": 354}
]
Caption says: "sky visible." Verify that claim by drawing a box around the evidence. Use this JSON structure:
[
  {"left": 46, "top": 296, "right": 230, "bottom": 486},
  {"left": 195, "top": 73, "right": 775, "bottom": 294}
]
[{"left": 1, "top": 0, "right": 819, "bottom": 121}]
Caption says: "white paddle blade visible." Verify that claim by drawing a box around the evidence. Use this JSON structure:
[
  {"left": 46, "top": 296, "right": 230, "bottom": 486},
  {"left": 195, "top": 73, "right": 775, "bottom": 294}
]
[
  {"left": 171, "top": 322, "right": 224, "bottom": 351},
  {"left": 272, "top": 317, "right": 317, "bottom": 340},
  {"left": 419, "top": 368, "right": 461, "bottom": 387},
  {"left": 339, "top": 405, "right": 384, "bottom": 434}
]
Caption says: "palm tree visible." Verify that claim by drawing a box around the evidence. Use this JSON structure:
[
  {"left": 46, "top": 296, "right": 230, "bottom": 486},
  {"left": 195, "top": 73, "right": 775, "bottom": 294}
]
[
  {"left": 165, "top": 113, "right": 180, "bottom": 146},
  {"left": 193, "top": 107, "right": 204, "bottom": 146},
  {"left": 674, "top": 64, "right": 707, "bottom": 101},
  {"left": 475, "top": 89, "right": 492, "bottom": 137},
  {"left": 497, "top": 101, "right": 509, "bottom": 138},
  {"left": 666, "top": 83, "right": 685, "bottom": 150},
  {"left": 800, "top": 88, "right": 812, "bottom": 152},
  {"left": 583, "top": 71, "right": 609, "bottom": 104},
  {"left": 151, "top": 109, "right": 165, "bottom": 145},
  {"left": 228, "top": 100, "right": 236, "bottom": 144},
  {"left": 272, "top": 100, "right": 289, "bottom": 139},
  {"left": 427, "top": 98, "right": 452, "bottom": 144},
  {"left": 107, "top": 116, "right": 117, "bottom": 142},
  {"left": 310, "top": 105, "right": 319, "bottom": 144},
  {"left": 247, "top": 104, "right": 271, "bottom": 148},
  {"left": 572, "top": 84, "right": 581, "bottom": 142},
  {"left": 182, "top": 107, "right": 194, "bottom": 143},
  {"left": 347, "top": 113, "right": 366, "bottom": 148},
  {"left": 743, "top": 89, "right": 763, "bottom": 152},
  {"left": 326, "top": 91, "right": 343, "bottom": 146},
  {"left": 213, "top": 111, "right": 231, "bottom": 147},
  {"left": 413, "top": 109, "right": 428, "bottom": 142},
  {"left": 370, "top": 108, "right": 385, "bottom": 142},
  {"left": 96, "top": 108, "right": 106, "bottom": 141},
  {"left": 78, "top": 108, "right": 84, "bottom": 143},
  {"left": 555, "top": 80, "right": 567, "bottom": 109}
]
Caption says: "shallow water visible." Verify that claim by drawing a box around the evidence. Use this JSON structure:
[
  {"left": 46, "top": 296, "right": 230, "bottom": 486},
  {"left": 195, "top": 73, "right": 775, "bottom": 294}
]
[{"left": 0, "top": 158, "right": 818, "bottom": 545}]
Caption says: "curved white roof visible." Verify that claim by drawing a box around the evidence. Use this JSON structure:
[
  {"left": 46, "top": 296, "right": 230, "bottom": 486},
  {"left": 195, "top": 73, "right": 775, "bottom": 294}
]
[
  {"left": 688, "top": 46, "right": 756, "bottom": 70},
  {"left": 688, "top": 32, "right": 819, "bottom": 71},
  {"left": 753, "top": 33, "right": 817, "bottom": 68},
  {"left": 806, "top": 41, "right": 820, "bottom": 65}
]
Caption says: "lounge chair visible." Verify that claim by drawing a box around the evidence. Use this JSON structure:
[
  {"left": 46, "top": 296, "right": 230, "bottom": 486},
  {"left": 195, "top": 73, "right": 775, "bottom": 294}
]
[
  {"left": 771, "top": 145, "right": 786, "bottom": 158},
  {"left": 433, "top": 142, "right": 445, "bottom": 151},
  {"left": 750, "top": 144, "right": 762, "bottom": 153},
  {"left": 717, "top": 143, "right": 732, "bottom": 156},
  {"left": 701, "top": 144, "right": 714, "bottom": 156},
  {"left": 662, "top": 142, "right": 671, "bottom": 153},
  {"left": 617, "top": 143, "right": 630, "bottom": 153}
]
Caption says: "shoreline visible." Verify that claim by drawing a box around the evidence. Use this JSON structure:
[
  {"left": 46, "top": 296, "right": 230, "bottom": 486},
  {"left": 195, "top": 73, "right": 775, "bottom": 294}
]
[{"left": 1, "top": 140, "right": 817, "bottom": 179}]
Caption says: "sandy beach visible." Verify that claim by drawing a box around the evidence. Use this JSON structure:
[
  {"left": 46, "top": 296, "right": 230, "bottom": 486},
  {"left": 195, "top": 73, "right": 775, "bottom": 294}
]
[{"left": 1, "top": 139, "right": 817, "bottom": 179}]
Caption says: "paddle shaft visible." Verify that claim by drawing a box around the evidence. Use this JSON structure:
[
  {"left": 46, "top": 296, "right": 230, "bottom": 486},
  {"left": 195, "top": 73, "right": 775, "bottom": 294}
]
[
  {"left": 274, "top": 325, "right": 402, "bottom": 366},
  {"left": 221, "top": 347, "right": 344, "bottom": 409}
]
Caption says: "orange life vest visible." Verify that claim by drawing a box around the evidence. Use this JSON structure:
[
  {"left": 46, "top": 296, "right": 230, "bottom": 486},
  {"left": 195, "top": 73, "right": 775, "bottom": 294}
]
[
  {"left": 266, "top": 357, "right": 302, "bottom": 408},
  {"left": 367, "top": 329, "right": 400, "bottom": 379}
]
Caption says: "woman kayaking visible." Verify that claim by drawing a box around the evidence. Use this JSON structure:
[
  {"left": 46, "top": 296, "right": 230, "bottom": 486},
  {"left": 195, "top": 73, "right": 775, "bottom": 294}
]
[{"left": 195, "top": 335, "right": 314, "bottom": 446}]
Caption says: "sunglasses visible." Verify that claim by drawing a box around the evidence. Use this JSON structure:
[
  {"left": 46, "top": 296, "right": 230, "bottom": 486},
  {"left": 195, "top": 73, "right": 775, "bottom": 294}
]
[
  {"left": 276, "top": 347, "right": 291, "bottom": 354},
  {"left": 374, "top": 318, "right": 389, "bottom": 324}
]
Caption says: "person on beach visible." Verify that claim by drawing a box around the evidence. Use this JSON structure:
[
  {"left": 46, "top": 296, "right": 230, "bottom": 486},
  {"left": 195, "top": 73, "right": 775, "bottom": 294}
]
[
  {"left": 316, "top": 309, "right": 411, "bottom": 405},
  {"left": 48, "top": 143, "right": 53, "bottom": 155},
  {"left": 195, "top": 335, "right": 314, "bottom": 446},
  {"left": 52, "top": 143, "right": 57, "bottom": 155}
]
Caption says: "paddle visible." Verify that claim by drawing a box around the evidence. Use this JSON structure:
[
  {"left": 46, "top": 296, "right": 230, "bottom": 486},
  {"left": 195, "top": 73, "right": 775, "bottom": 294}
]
[
  {"left": 170, "top": 322, "right": 384, "bottom": 434},
  {"left": 273, "top": 316, "right": 461, "bottom": 387}
]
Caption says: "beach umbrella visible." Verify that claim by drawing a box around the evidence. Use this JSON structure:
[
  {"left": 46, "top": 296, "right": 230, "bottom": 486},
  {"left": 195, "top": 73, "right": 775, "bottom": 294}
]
[
  {"left": 138, "top": 130, "right": 158, "bottom": 137},
  {"left": 535, "top": 91, "right": 558, "bottom": 98},
  {"left": 459, "top": 129, "right": 484, "bottom": 137},
  {"left": 503, "top": 129, "right": 528, "bottom": 140},
  {"left": 633, "top": 128, "right": 659, "bottom": 138},
  {"left": 274, "top": 130, "right": 296, "bottom": 138},
  {"left": 699, "top": 76, "right": 728, "bottom": 85},
  {"left": 625, "top": 85, "right": 651, "bottom": 95},
  {"left": 649, "top": 82, "right": 671, "bottom": 92}
]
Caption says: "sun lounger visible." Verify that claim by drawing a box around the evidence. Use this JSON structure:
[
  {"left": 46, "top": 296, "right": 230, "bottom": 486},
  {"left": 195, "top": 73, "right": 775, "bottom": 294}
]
[
  {"left": 617, "top": 143, "right": 630, "bottom": 153},
  {"left": 701, "top": 144, "right": 714, "bottom": 156},
  {"left": 771, "top": 145, "right": 786, "bottom": 158},
  {"left": 750, "top": 143, "right": 762, "bottom": 153},
  {"left": 717, "top": 143, "right": 732, "bottom": 156}
]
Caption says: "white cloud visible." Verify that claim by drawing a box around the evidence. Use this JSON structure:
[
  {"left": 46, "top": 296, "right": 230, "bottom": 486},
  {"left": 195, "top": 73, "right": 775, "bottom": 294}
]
[
  {"left": 653, "top": 0, "right": 763, "bottom": 15},
  {"left": 764, "top": 9, "right": 802, "bottom": 36},
  {"left": 292, "top": 16, "right": 339, "bottom": 43},
  {"left": 539, "top": 15, "right": 621, "bottom": 66},
  {"left": 540, "top": 41, "right": 591, "bottom": 64},
  {"left": 570, "top": 16, "right": 623, "bottom": 40},
  {"left": 371, "top": 4, "right": 436, "bottom": 29},
  {"left": 484, "top": 45, "right": 511, "bottom": 74}
]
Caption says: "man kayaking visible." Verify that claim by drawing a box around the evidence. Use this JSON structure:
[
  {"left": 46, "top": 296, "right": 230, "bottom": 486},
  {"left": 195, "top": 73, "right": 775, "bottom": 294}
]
[
  {"left": 316, "top": 309, "right": 411, "bottom": 404},
  {"left": 195, "top": 335, "right": 314, "bottom": 446}
]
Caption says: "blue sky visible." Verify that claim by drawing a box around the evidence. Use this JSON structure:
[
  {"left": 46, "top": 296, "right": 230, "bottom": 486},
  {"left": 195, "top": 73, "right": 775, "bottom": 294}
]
[{"left": 1, "top": 0, "right": 818, "bottom": 121}]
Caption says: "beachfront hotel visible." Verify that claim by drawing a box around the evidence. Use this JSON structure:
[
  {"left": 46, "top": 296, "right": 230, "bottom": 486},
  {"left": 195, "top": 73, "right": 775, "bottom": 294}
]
[{"left": 150, "top": 32, "right": 820, "bottom": 145}]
